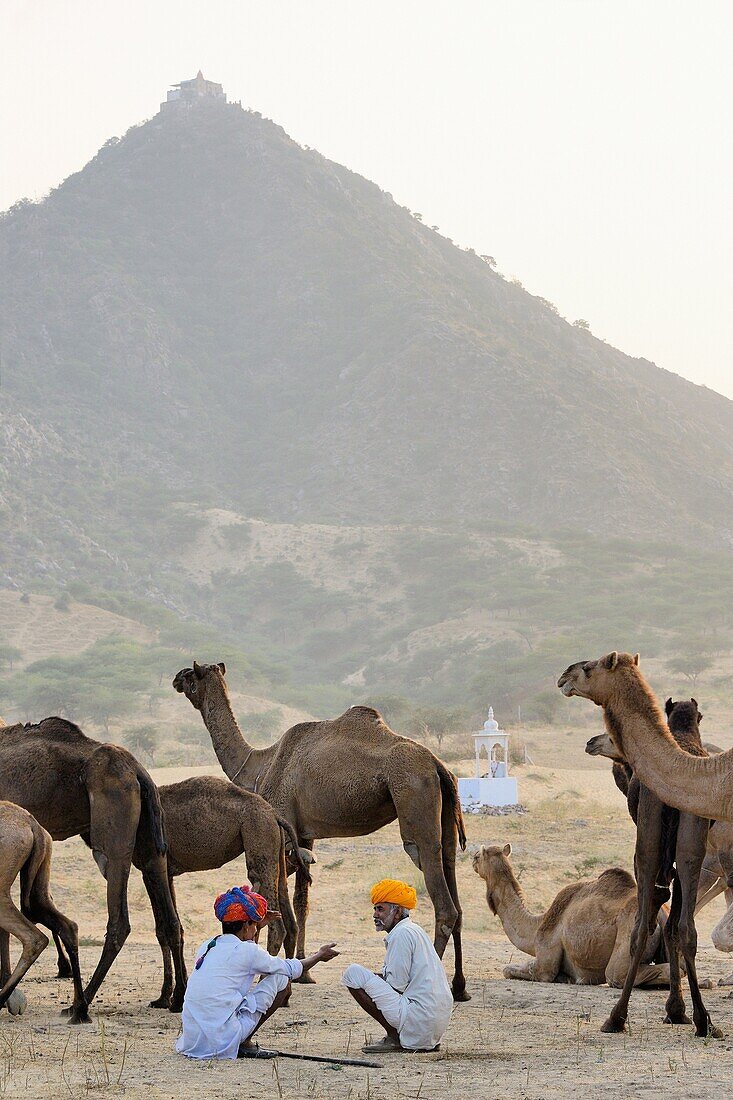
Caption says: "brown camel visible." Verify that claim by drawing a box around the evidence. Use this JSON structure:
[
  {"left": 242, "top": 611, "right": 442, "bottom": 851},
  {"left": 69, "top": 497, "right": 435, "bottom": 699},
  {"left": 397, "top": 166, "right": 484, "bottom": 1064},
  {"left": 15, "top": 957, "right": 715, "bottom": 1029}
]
[
  {"left": 53, "top": 776, "right": 308, "bottom": 1007},
  {"left": 0, "top": 802, "right": 84, "bottom": 1018},
  {"left": 585, "top": 699, "right": 719, "bottom": 1037},
  {"left": 0, "top": 718, "right": 186, "bottom": 1019},
  {"left": 558, "top": 651, "right": 733, "bottom": 823},
  {"left": 173, "top": 662, "right": 469, "bottom": 1000},
  {"left": 472, "top": 843, "right": 671, "bottom": 987}
]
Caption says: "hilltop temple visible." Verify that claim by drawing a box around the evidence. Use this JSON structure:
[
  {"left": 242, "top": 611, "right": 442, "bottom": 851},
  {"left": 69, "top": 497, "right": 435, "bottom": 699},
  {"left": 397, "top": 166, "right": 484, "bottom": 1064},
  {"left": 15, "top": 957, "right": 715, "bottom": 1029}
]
[{"left": 161, "top": 71, "right": 227, "bottom": 111}]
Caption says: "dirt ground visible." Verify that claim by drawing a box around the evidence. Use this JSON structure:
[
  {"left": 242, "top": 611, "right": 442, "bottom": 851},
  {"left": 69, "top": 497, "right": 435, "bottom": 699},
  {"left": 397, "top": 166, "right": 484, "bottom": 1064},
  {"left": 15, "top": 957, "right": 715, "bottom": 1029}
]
[{"left": 3, "top": 763, "right": 733, "bottom": 1099}]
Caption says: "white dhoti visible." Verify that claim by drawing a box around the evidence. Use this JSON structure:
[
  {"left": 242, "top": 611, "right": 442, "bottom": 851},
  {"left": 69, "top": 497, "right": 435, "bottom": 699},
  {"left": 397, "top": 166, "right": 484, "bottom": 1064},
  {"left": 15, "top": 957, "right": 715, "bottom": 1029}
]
[
  {"left": 342, "top": 963, "right": 404, "bottom": 1030},
  {"left": 237, "top": 971, "right": 291, "bottom": 1042}
]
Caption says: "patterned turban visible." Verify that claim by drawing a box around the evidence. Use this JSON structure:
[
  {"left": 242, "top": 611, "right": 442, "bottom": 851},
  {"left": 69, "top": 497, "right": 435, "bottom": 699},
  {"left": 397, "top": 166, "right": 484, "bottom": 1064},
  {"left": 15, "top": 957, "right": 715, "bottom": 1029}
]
[
  {"left": 214, "top": 884, "right": 268, "bottom": 924},
  {"left": 370, "top": 879, "right": 417, "bottom": 910}
]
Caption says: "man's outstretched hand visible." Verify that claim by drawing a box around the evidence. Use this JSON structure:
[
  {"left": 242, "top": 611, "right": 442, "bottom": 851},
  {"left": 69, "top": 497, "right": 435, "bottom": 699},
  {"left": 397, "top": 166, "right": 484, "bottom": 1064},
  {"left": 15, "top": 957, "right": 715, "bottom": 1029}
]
[{"left": 301, "top": 942, "right": 339, "bottom": 973}]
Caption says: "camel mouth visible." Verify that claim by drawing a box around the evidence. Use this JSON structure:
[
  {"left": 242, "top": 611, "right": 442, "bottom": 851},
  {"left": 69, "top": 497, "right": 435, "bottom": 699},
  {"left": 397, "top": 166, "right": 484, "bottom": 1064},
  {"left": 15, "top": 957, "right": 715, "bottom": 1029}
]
[
  {"left": 172, "top": 669, "right": 192, "bottom": 693},
  {"left": 559, "top": 680, "right": 578, "bottom": 697},
  {"left": 585, "top": 736, "right": 604, "bottom": 756}
]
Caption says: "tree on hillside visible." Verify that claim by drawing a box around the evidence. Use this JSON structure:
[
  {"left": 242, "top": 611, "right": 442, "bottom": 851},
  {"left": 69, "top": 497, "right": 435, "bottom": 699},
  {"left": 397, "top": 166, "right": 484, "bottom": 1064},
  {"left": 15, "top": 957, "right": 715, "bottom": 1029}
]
[
  {"left": 0, "top": 644, "right": 22, "bottom": 673},
  {"left": 666, "top": 652, "right": 714, "bottom": 689},
  {"left": 126, "top": 724, "right": 160, "bottom": 765}
]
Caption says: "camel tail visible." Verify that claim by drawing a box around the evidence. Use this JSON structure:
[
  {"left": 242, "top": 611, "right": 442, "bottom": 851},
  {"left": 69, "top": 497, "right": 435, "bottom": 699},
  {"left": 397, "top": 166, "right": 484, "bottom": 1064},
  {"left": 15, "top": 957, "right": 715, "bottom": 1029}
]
[
  {"left": 276, "top": 817, "right": 312, "bottom": 885},
  {"left": 136, "top": 765, "right": 168, "bottom": 857},
  {"left": 436, "top": 760, "right": 466, "bottom": 851},
  {"left": 20, "top": 820, "right": 51, "bottom": 910}
]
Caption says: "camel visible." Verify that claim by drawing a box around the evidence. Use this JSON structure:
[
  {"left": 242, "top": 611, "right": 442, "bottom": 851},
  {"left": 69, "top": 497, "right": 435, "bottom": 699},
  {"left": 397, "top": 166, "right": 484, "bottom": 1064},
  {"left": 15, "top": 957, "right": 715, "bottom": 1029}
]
[
  {"left": 0, "top": 718, "right": 186, "bottom": 1020},
  {"left": 53, "top": 776, "right": 309, "bottom": 1007},
  {"left": 585, "top": 699, "right": 719, "bottom": 1037},
  {"left": 0, "top": 802, "right": 84, "bottom": 1018},
  {"left": 558, "top": 651, "right": 733, "bottom": 823},
  {"left": 172, "top": 662, "right": 469, "bottom": 1000},
  {"left": 472, "top": 843, "right": 671, "bottom": 987}
]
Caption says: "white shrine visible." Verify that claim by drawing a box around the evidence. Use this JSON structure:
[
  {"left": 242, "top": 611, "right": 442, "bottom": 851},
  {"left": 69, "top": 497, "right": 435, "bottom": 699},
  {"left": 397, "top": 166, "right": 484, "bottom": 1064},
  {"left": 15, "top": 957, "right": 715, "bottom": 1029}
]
[{"left": 458, "top": 707, "right": 519, "bottom": 809}]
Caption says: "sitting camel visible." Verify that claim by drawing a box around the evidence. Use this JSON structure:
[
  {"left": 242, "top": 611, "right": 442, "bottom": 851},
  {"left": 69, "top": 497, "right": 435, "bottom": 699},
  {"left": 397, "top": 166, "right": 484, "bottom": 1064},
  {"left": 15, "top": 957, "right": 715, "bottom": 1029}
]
[
  {"left": 0, "top": 718, "right": 186, "bottom": 1020},
  {"left": 173, "top": 662, "right": 469, "bottom": 999},
  {"left": 0, "top": 802, "right": 83, "bottom": 1018},
  {"left": 585, "top": 698, "right": 719, "bottom": 1037},
  {"left": 54, "top": 777, "right": 309, "bottom": 1008},
  {"left": 473, "top": 843, "right": 670, "bottom": 987}
]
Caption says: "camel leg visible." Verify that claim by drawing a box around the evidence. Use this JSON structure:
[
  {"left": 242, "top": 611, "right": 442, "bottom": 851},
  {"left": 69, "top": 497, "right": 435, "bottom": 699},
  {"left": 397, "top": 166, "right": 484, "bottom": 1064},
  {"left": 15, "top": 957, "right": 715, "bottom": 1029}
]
[
  {"left": 140, "top": 857, "right": 186, "bottom": 1012},
  {"left": 81, "top": 860, "right": 132, "bottom": 1008},
  {"left": 0, "top": 929, "right": 9, "bottom": 986},
  {"left": 147, "top": 872, "right": 176, "bottom": 1009},
  {"left": 244, "top": 828, "right": 286, "bottom": 957},
  {"left": 392, "top": 789, "right": 459, "bottom": 986},
  {"left": 602, "top": 796, "right": 664, "bottom": 1034},
  {"left": 674, "top": 823, "right": 722, "bottom": 1039},
  {"left": 662, "top": 873, "right": 690, "bottom": 1025},
  {"left": 440, "top": 792, "right": 468, "bottom": 1001},
  {"left": 52, "top": 931, "right": 73, "bottom": 978},
  {"left": 294, "top": 840, "right": 315, "bottom": 984},
  {"left": 503, "top": 960, "right": 538, "bottom": 981},
  {"left": 277, "top": 841, "right": 298, "bottom": 959},
  {"left": 22, "top": 854, "right": 88, "bottom": 1024},
  {"left": 0, "top": 896, "right": 48, "bottom": 1012}
]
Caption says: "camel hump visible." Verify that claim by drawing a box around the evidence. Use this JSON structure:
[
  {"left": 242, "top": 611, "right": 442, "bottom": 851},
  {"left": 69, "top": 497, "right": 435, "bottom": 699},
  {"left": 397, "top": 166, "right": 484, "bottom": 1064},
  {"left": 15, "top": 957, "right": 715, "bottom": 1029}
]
[
  {"left": 595, "top": 867, "right": 636, "bottom": 896},
  {"left": 346, "top": 705, "right": 383, "bottom": 721},
  {"left": 30, "top": 717, "right": 91, "bottom": 743},
  {"left": 538, "top": 882, "right": 586, "bottom": 933}
]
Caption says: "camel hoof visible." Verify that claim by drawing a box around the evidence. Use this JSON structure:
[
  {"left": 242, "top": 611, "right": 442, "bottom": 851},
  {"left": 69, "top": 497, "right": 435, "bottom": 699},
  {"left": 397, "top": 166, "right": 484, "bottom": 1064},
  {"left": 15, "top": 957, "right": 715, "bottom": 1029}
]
[
  {"left": 664, "top": 1014, "right": 691, "bottom": 1026},
  {"left": 290, "top": 972, "right": 314, "bottom": 990},
  {"left": 452, "top": 988, "right": 471, "bottom": 1003},
  {"left": 718, "top": 977, "right": 733, "bottom": 987},
  {"left": 67, "top": 1008, "right": 91, "bottom": 1026},
  {"left": 698, "top": 978, "right": 714, "bottom": 990},
  {"left": 149, "top": 996, "right": 171, "bottom": 1009},
  {"left": 56, "top": 964, "right": 73, "bottom": 980},
  {"left": 600, "top": 1017, "right": 626, "bottom": 1034},
  {"left": 6, "top": 990, "right": 27, "bottom": 1016}
]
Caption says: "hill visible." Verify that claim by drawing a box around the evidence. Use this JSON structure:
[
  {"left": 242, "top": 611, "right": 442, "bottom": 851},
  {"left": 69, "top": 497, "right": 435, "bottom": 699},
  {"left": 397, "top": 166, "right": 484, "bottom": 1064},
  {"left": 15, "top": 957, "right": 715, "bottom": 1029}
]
[
  {"left": 3, "top": 97, "right": 733, "bottom": 554},
  {"left": 2, "top": 94, "right": 733, "bottom": 720}
]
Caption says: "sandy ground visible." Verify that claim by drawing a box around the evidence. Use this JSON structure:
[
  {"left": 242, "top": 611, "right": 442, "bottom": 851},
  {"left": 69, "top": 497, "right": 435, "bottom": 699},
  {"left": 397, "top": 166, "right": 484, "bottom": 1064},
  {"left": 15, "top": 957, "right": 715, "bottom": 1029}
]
[{"left": 3, "top": 764, "right": 733, "bottom": 1099}]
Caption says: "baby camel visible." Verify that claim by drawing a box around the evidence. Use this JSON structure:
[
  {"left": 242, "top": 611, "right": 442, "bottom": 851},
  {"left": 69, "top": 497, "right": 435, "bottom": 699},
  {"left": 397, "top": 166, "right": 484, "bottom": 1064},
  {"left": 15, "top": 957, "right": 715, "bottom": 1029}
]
[
  {"left": 0, "top": 802, "right": 84, "bottom": 1018},
  {"left": 473, "top": 843, "right": 670, "bottom": 987}
]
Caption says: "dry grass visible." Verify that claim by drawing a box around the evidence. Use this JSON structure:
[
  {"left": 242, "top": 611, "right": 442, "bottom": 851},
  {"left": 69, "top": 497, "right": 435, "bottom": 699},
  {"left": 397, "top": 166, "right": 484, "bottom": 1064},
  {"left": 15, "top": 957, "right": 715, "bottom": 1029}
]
[{"left": 0, "top": 764, "right": 731, "bottom": 1097}]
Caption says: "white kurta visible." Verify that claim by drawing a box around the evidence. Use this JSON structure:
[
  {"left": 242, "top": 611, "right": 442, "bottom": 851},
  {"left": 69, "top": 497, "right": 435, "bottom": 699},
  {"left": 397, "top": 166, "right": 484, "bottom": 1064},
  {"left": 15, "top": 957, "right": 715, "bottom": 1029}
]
[
  {"left": 343, "top": 918, "right": 453, "bottom": 1050},
  {"left": 176, "top": 934, "right": 303, "bottom": 1060}
]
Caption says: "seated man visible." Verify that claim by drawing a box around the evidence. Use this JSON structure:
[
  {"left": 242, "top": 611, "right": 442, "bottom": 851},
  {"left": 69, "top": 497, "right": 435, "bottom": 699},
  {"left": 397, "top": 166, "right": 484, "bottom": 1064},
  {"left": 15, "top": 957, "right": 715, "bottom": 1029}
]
[
  {"left": 342, "top": 879, "right": 454, "bottom": 1054},
  {"left": 176, "top": 884, "right": 338, "bottom": 1060}
]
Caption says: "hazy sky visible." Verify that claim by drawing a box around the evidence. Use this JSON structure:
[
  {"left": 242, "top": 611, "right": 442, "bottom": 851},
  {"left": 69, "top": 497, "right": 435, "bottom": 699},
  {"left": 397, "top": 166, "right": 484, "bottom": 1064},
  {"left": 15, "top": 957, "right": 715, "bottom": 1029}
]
[{"left": 3, "top": 1, "right": 732, "bottom": 398}]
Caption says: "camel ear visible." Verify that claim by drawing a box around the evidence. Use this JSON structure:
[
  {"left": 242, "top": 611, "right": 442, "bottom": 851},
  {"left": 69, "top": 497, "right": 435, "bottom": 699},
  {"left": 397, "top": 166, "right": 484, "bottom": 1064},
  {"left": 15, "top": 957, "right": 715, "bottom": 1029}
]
[
  {"left": 502, "top": 843, "right": 512, "bottom": 856},
  {"left": 665, "top": 698, "right": 674, "bottom": 717},
  {"left": 691, "top": 697, "right": 697, "bottom": 709},
  {"left": 218, "top": 662, "right": 226, "bottom": 675},
  {"left": 633, "top": 653, "right": 640, "bottom": 666},
  {"left": 193, "top": 661, "right": 203, "bottom": 679},
  {"left": 602, "top": 651, "right": 618, "bottom": 671}
]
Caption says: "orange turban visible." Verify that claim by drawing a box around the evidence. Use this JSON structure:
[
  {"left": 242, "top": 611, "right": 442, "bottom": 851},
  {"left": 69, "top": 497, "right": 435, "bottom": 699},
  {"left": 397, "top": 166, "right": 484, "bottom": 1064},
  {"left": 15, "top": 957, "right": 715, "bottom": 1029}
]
[{"left": 370, "top": 879, "right": 417, "bottom": 910}]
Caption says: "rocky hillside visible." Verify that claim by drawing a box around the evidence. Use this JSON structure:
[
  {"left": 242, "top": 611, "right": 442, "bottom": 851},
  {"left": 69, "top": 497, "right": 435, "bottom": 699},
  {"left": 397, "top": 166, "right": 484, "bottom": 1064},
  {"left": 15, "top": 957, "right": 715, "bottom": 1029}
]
[
  {"left": 2, "top": 97, "right": 733, "bottom": 561},
  {"left": 2, "top": 96, "right": 733, "bottom": 718}
]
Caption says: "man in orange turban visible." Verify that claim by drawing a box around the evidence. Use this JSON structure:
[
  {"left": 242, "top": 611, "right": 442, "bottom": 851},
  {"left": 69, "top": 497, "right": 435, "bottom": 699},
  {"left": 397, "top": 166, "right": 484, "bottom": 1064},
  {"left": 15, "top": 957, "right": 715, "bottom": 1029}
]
[{"left": 342, "top": 879, "right": 453, "bottom": 1054}]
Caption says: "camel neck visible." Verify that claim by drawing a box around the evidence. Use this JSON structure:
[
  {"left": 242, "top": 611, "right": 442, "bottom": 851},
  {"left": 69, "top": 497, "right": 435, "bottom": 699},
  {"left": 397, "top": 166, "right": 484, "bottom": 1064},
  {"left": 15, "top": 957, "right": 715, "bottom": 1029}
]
[
  {"left": 200, "top": 684, "right": 272, "bottom": 789},
  {"left": 604, "top": 676, "right": 732, "bottom": 820},
  {"left": 487, "top": 872, "right": 540, "bottom": 956}
]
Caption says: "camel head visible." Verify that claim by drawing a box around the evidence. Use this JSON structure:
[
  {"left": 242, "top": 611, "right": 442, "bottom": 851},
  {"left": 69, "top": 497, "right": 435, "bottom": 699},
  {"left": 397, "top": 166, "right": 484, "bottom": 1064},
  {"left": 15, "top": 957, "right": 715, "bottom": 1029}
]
[
  {"left": 557, "top": 651, "right": 640, "bottom": 706},
  {"left": 665, "top": 697, "right": 703, "bottom": 734},
  {"left": 172, "top": 661, "right": 227, "bottom": 711},
  {"left": 472, "top": 843, "right": 513, "bottom": 914},
  {"left": 585, "top": 731, "right": 625, "bottom": 762}
]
